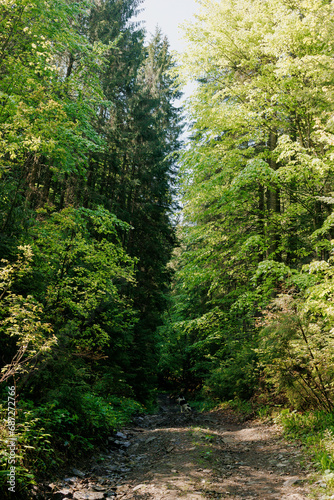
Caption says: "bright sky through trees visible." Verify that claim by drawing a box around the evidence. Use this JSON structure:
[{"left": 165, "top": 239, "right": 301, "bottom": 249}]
[{"left": 136, "top": 0, "right": 198, "bottom": 51}]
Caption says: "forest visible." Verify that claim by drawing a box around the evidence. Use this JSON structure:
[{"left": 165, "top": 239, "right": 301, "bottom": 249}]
[{"left": 1, "top": 0, "right": 334, "bottom": 495}]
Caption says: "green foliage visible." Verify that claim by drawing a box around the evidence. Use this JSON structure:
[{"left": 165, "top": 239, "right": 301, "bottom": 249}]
[
  {"left": 0, "top": 0, "right": 182, "bottom": 493},
  {"left": 31, "top": 206, "right": 136, "bottom": 351},
  {"left": 278, "top": 409, "right": 334, "bottom": 475},
  {"left": 189, "top": 399, "right": 217, "bottom": 413},
  {"left": 0, "top": 392, "right": 143, "bottom": 494},
  {"left": 203, "top": 343, "right": 257, "bottom": 401},
  {"left": 258, "top": 251, "right": 334, "bottom": 411},
  {"left": 0, "top": 0, "right": 106, "bottom": 177},
  {"left": 0, "top": 246, "right": 56, "bottom": 383},
  {"left": 82, "top": 394, "right": 143, "bottom": 431},
  {"left": 159, "top": 0, "right": 334, "bottom": 412},
  {"left": 0, "top": 399, "right": 53, "bottom": 495}
]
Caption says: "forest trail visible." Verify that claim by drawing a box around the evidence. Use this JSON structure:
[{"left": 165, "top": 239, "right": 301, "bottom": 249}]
[{"left": 47, "top": 395, "right": 325, "bottom": 500}]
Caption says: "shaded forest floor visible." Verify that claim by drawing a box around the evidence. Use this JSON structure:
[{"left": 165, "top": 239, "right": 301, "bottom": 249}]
[{"left": 44, "top": 395, "right": 327, "bottom": 499}]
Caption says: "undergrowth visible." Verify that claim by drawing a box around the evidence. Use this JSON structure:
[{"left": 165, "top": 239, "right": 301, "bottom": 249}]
[
  {"left": 0, "top": 393, "right": 143, "bottom": 498},
  {"left": 277, "top": 409, "right": 334, "bottom": 473}
]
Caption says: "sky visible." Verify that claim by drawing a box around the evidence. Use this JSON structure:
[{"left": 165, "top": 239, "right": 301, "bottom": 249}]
[
  {"left": 135, "top": 0, "right": 199, "bottom": 125},
  {"left": 135, "top": 0, "right": 198, "bottom": 52}
]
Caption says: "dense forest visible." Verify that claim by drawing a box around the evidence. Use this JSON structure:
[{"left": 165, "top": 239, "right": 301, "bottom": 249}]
[
  {"left": 2, "top": 0, "right": 334, "bottom": 495},
  {"left": 160, "top": 0, "right": 334, "bottom": 412}
]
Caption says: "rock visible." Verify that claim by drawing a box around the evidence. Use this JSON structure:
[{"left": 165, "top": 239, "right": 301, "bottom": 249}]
[
  {"left": 281, "top": 495, "right": 307, "bottom": 500},
  {"left": 284, "top": 478, "right": 301, "bottom": 487},
  {"left": 145, "top": 436, "right": 157, "bottom": 444},
  {"left": 116, "top": 485, "right": 130, "bottom": 494},
  {"left": 223, "top": 437, "right": 234, "bottom": 444},
  {"left": 116, "top": 432, "right": 127, "bottom": 439},
  {"left": 314, "top": 480, "right": 327, "bottom": 488},
  {"left": 133, "top": 484, "right": 146, "bottom": 491},
  {"left": 53, "top": 487, "right": 73, "bottom": 499},
  {"left": 73, "top": 491, "right": 104, "bottom": 500},
  {"left": 64, "top": 477, "right": 77, "bottom": 484},
  {"left": 106, "top": 467, "right": 119, "bottom": 474},
  {"left": 114, "top": 438, "right": 131, "bottom": 448},
  {"left": 72, "top": 468, "right": 85, "bottom": 478},
  {"left": 284, "top": 478, "right": 303, "bottom": 487},
  {"left": 91, "top": 484, "right": 106, "bottom": 491}
]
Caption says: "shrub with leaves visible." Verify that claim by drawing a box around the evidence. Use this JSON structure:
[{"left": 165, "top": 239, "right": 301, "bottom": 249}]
[
  {"left": 0, "top": 246, "right": 56, "bottom": 384},
  {"left": 258, "top": 287, "right": 334, "bottom": 411}
]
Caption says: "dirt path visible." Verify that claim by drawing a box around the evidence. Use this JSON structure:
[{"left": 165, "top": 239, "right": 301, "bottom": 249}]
[{"left": 48, "top": 395, "right": 325, "bottom": 500}]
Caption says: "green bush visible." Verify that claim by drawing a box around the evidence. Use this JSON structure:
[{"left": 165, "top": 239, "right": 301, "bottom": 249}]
[
  {"left": 81, "top": 393, "right": 143, "bottom": 433},
  {"left": 204, "top": 343, "right": 257, "bottom": 401},
  {"left": 0, "top": 392, "right": 143, "bottom": 496},
  {"left": 0, "top": 401, "right": 54, "bottom": 497},
  {"left": 277, "top": 409, "right": 334, "bottom": 473},
  {"left": 258, "top": 293, "right": 334, "bottom": 412}
]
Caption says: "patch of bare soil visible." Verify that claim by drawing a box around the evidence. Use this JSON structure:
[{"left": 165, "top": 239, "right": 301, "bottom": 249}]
[{"left": 47, "top": 395, "right": 326, "bottom": 500}]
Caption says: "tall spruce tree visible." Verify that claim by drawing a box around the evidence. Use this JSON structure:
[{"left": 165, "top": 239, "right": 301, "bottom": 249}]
[{"left": 86, "top": 4, "right": 183, "bottom": 396}]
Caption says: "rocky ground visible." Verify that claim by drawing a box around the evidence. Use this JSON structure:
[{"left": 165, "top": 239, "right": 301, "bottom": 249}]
[{"left": 42, "top": 395, "right": 333, "bottom": 499}]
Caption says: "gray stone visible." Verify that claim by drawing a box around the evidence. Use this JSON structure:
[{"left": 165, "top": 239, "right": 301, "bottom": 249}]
[
  {"left": 106, "top": 465, "right": 119, "bottom": 472},
  {"left": 91, "top": 484, "right": 106, "bottom": 491},
  {"left": 71, "top": 468, "right": 85, "bottom": 478},
  {"left": 116, "top": 432, "right": 127, "bottom": 439},
  {"left": 73, "top": 491, "right": 104, "bottom": 500},
  {"left": 53, "top": 488, "right": 73, "bottom": 499},
  {"left": 64, "top": 477, "right": 77, "bottom": 484},
  {"left": 284, "top": 478, "right": 302, "bottom": 487},
  {"left": 133, "top": 484, "right": 146, "bottom": 491},
  {"left": 314, "top": 480, "right": 327, "bottom": 488},
  {"left": 145, "top": 436, "right": 157, "bottom": 444}
]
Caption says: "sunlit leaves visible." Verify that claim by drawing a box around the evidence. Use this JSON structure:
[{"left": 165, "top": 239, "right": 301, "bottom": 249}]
[
  {"left": 0, "top": 246, "right": 56, "bottom": 383},
  {"left": 161, "top": 0, "right": 334, "bottom": 403},
  {"left": 0, "top": 0, "right": 107, "bottom": 177}
]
